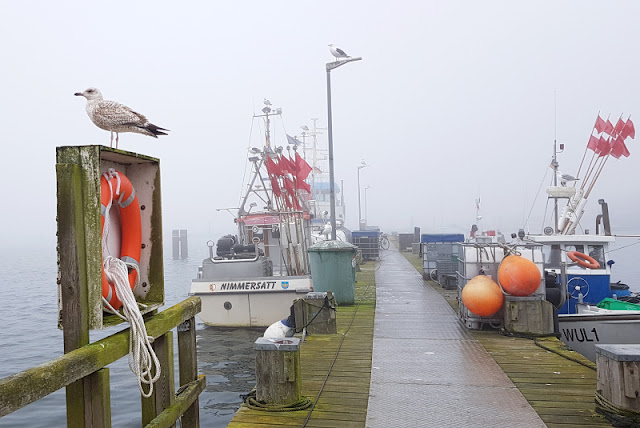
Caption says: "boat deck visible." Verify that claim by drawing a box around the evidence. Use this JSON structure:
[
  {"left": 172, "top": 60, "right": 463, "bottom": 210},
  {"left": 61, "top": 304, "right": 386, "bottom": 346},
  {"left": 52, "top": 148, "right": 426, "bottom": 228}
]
[{"left": 228, "top": 245, "right": 612, "bottom": 427}]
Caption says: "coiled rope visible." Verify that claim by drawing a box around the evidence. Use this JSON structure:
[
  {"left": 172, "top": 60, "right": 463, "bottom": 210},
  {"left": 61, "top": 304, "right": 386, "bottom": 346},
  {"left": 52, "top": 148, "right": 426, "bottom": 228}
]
[
  {"left": 595, "top": 390, "right": 640, "bottom": 427},
  {"left": 242, "top": 388, "right": 312, "bottom": 412},
  {"left": 102, "top": 169, "right": 161, "bottom": 398}
]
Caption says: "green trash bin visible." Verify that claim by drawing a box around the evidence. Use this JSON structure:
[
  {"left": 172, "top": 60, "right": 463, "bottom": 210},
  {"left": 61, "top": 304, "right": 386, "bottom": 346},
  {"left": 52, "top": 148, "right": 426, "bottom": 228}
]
[{"left": 308, "top": 240, "right": 357, "bottom": 305}]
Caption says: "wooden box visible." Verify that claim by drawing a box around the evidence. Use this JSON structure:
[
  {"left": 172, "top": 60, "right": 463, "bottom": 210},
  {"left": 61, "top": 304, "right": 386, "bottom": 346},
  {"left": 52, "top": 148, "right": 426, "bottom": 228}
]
[{"left": 56, "top": 145, "right": 164, "bottom": 329}]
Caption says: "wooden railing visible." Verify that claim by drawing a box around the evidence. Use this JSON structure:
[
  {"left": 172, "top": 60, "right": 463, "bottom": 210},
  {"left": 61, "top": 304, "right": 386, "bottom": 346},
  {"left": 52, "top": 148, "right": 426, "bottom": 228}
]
[{"left": 0, "top": 297, "right": 205, "bottom": 428}]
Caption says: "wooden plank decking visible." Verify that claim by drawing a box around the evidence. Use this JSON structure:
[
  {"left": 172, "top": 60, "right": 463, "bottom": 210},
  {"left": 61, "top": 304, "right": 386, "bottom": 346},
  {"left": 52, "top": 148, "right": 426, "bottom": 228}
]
[
  {"left": 228, "top": 265, "right": 376, "bottom": 428},
  {"left": 228, "top": 249, "right": 614, "bottom": 427}
]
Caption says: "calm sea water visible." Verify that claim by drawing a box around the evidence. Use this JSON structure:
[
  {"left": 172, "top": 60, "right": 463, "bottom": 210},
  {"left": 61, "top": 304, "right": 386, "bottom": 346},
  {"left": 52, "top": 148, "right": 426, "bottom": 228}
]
[
  {"left": 1, "top": 236, "right": 640, "bottom": 427},
  {"left": 0, "top": 242, "right": 262, "bottom": 427}
]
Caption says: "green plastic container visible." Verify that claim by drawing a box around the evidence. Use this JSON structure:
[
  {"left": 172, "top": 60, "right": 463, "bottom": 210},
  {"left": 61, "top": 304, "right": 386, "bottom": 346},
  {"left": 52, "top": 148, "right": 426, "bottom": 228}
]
[
  {"left": 597, "top": 298, "right": 640, "bottom": 311},
  {"left": 308, "top": 241, "right": 357, "bottom": 305}
]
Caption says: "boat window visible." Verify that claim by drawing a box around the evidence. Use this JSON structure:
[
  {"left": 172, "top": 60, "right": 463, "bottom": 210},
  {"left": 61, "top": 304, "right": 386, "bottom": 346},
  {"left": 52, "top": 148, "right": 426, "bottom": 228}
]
[
  {"left": 543, "top": 244, "right": 562, "bottom": 268},
  {"left": 564, "top": 244, "right": 585, "bottom": 254},
  {"left": 588, "top": 245, "right": 605, "bottom": 269}
]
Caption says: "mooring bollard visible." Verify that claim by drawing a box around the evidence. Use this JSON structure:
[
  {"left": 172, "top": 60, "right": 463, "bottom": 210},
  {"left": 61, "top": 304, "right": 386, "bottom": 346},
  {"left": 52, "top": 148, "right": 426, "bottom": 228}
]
[
  {"left": 254, "top": 337, "right": 301, "bottom": 405},
  {"left": 595, "top": 344, "right": 640, "bottom": 423},
  {"left": 304, "top": 292, "right": 337, "bottom": 334}
]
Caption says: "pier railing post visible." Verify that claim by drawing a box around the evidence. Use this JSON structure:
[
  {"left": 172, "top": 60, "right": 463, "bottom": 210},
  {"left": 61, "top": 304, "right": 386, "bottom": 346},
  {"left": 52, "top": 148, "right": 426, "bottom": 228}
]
[
  {"left": 178, "top": 317, "right": 200, "bottom": 427},
  {"left": 58, "top": 163, "right": 111, "bottom": 428},
  {"left": 142, "top": 332, "right": 175, "bottom": 426}
]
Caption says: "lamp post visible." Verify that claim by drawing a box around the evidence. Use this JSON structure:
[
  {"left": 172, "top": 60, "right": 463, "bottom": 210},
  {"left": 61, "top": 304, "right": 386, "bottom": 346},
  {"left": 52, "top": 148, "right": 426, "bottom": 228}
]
[
  {"left": 356, "top": 161, "right": 368, "bottom": 230},
  {"left": 364, "top": 185, "right": 372, "bottom": 228},
  {"left": 326, "top": 54, "right": 362, "bottom": 240}
]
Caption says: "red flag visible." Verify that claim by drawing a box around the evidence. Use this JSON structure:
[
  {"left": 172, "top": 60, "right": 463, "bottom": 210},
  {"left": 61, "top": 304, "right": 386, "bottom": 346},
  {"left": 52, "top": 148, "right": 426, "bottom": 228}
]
[
  {"left": 610, "top": 136, "right": 631, "bottom": 159},
  {"left": 594, "top": 115, "right": 606, "bottom": 134},
  {"left": 614, "top": 118, "right": 626, "bottom": 135},
  {"left": 278, "top": 155, "right": 294, "bottom": 175},
  {"left": 604, "top": 120, "right": 614, "bottom": 135},
  {"left": 597, "top": 136, "right": 611, "bottom": 156},
  {"left": 621, "top": 119, "right": 636, "bottom": 140},
  {"left": 587, "top": 134, "right": 599, "bottom": 152},
  {"left": 295, "top": 153, "right": 312, "bottom": 180},
  {"left": 265, "top": 155, "right": 281, "bottom": 176},
  {"left": 296, "top": 176, "right": 311, "bottom": 193},
  {"left": 264, "top": 157, "right": 282, "bottom": 197}
]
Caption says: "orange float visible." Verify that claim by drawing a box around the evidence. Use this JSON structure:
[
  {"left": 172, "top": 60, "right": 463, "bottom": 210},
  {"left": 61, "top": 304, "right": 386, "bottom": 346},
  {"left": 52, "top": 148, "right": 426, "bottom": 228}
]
[
  {"left": 498, "top": 255, "right": 541, "bottom": 296},
  {"left": 461, "top": 275, "right": 504, "bottom": 316},
  {"left": 100, "top": 170, "right": 142, "bottom": 310}
]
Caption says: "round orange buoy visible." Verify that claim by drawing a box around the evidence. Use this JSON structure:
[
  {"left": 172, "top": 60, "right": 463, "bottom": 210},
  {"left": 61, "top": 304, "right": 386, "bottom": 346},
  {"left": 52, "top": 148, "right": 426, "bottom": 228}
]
[
  {"left": 461, "top": 275, "right": 504, "bottom": 316},
  {"left": 498, "top": 255, "right": 541, "bottom": 296}
]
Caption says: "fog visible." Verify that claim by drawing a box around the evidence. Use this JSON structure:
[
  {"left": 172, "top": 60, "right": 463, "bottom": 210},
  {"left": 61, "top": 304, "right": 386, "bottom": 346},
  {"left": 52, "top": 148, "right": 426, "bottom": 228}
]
[{"left": 2, "top": 1, "right": 640, "bottom": 252}]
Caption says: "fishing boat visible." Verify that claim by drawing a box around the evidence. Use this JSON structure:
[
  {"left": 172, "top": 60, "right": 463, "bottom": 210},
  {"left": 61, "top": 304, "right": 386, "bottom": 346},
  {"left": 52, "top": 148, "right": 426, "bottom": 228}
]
[
  {"left": 189, "top": 101, "right": 314, "bottom": 327},
  {"left": 524, "top": 114, "right": 640, "bottom": 361}
]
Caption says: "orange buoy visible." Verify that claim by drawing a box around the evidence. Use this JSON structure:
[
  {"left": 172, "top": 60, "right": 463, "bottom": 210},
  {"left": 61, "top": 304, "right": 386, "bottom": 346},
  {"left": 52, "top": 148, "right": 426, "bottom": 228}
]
[
  {"left": 498, "top": 255, "right": 541, "bottom": 296},
  {"left": 461, "top": 275, "right": 504, "bottom": 316}
]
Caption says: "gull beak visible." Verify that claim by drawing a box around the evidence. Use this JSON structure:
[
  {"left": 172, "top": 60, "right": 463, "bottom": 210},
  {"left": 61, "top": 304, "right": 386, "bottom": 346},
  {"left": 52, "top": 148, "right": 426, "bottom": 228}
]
[{"left": 74, "top": 92, "right": 83, "bottom": 96}]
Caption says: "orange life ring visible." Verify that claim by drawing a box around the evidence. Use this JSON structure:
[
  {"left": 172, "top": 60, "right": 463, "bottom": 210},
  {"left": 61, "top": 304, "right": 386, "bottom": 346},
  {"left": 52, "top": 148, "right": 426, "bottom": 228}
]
[
  {"left": 567, "top": 251, "right": 600, "bottom": 269},
  {"left": 100, "top": 171, "right": 142, "bottom": 310}
]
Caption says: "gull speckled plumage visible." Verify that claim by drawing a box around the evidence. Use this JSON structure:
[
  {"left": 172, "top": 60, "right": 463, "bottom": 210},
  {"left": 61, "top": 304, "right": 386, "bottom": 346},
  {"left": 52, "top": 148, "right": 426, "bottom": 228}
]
[{"left": 74, "top": 87, "right": 168, "bottom": 148}]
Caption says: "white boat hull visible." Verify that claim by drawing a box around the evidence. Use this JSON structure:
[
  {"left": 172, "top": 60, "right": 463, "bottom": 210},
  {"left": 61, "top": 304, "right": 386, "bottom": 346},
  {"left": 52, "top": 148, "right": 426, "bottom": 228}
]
[
  {"left": 190, "top": 276, "right": 312, "bottom": 327},
  {"left": 558, "top": 307, "right": 640, "bottom": 362}
]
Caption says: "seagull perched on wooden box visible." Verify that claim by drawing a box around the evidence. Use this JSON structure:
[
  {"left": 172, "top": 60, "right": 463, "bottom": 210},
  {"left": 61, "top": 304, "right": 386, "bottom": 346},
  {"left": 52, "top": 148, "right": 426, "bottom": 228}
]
[
  {"left": 329, "top": 44, "right": 350, "bottom": 60},
  {"left": 74, "top": 87, "right": 169, "bottom": 149}
]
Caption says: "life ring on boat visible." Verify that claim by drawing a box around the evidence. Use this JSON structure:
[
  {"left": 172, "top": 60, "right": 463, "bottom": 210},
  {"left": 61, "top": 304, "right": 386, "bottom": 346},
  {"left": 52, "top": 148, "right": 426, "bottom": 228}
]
[
  {"left": 567, "top": 251, "right": 600, "bottom": 269},
  {"left": 100, "top": 170, "right": 142, "bottom": 310}
]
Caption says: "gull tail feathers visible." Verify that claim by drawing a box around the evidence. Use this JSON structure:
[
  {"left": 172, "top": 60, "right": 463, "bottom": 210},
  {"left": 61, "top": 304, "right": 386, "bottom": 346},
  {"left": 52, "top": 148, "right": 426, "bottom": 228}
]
[{"left": 140, "top": 123, "right": 169, "bottom": 138}]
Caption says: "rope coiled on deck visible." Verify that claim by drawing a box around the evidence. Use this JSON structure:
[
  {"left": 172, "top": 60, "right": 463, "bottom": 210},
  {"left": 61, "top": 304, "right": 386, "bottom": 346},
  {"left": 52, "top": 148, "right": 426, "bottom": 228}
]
[
  {"left": 595, "top": 390, "right": 640, "bottom": 427},
  {"left": 241, "top": 388, "right": 312, "bottom": 412}
]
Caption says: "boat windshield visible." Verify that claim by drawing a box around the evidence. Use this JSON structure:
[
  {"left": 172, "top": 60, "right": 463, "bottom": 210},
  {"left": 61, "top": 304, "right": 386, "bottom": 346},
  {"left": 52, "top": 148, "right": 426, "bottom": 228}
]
[
  {"left": 542, "top": 243, "right": 606, "bottom": 270},
  {"left": 565, "top": 244, "right": 606, "bottom": 269}
]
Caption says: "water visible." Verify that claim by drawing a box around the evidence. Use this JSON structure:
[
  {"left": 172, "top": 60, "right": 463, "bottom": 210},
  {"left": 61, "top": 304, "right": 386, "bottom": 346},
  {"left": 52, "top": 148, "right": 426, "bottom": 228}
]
[
  {"left": 1, "top": 238, "right": 640, "bottom": 426},
  {"left": 0, "top": 244, "right": 262, "bottom": 427}
]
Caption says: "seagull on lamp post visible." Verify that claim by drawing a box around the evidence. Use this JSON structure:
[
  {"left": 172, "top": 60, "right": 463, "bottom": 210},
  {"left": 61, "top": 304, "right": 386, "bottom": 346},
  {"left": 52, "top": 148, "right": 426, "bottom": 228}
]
[{"left": 329, "top": 44, "right": 350, "bottom": 60}]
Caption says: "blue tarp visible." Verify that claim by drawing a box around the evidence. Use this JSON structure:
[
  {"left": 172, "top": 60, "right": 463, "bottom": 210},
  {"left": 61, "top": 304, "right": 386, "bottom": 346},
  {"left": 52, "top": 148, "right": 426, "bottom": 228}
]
[{"left": 420, "top": 234, "right": 465, "bottom": 243}]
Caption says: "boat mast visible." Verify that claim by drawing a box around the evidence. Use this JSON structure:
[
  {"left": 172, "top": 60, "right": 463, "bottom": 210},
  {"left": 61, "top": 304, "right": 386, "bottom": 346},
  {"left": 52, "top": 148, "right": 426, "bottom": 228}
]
[{"left": 553, "top": 93, "right": 559, "bottom": 233}]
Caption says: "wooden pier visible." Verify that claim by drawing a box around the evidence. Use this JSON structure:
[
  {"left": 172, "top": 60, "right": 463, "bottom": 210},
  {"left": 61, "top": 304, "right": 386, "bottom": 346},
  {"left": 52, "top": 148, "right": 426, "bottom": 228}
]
[
  {"left": 228, "top": 266, "right": 376, "bottom": 427},
  {"left": 228, "top": 247, "right": 613, "bottom": 427}
]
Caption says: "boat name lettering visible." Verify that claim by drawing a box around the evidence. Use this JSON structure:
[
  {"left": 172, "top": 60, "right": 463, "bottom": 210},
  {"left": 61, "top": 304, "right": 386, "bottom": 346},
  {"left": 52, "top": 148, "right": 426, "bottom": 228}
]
[
  {"left": 561, "top": 327, "right": 600, "bottom": 343},
  {"left": 220, "top": 281, "right": 277, "bottom": 291}
]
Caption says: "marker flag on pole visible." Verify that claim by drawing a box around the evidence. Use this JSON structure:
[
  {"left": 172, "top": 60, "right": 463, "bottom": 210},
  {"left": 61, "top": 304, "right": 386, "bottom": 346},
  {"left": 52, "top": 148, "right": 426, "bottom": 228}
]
[
  {"left": 610, "top": 135, "right": 631, "bottom": 159},
  {"left": 594, "top": 115, "right": 607, "bottom": 134},
  {"left": 621, "top": 118, "right": 635, "bottom": 140},
  {"left": 604, "top": 120, "right": 614, "bottom": 135},
  {"left": 614, "top": 118, "right": 626, "bottom": 135}
]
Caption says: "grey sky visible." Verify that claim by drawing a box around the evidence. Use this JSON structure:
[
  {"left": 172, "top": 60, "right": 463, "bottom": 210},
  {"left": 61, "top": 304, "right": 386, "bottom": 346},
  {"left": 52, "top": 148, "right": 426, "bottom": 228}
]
[{"left": 2, "top": 1, "right": 639, "bottom": 250}]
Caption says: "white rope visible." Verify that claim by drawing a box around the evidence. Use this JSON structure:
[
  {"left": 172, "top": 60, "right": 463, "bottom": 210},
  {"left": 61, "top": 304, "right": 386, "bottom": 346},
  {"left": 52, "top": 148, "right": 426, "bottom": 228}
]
[{"left": 102, "top": 169, "right": 161, "bottom": 398}]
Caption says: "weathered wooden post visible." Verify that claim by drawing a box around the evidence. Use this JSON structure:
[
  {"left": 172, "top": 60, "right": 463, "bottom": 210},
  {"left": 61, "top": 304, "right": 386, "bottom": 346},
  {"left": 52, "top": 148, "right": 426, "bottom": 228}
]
[
  {"left": 292, "top": 292, "right": 337, "bottom": 335},
  {"left": 254, "top": 338, "right": 302, "bottom": 405},
  {"left": 56, "top": 145, "right": 166, "bottom": 427},
  {"left": 595, "top": 344, "right": 640, "bottom": 424}
]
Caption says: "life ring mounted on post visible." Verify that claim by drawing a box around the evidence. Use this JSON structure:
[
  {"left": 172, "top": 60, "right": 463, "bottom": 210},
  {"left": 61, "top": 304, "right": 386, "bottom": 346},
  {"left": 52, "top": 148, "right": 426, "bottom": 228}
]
[
  {"left": 567, "top": 251, "right": 600, "bottom": 269},
  {"left": 100, "top": 169, "right": 142, "bottom": 310}
]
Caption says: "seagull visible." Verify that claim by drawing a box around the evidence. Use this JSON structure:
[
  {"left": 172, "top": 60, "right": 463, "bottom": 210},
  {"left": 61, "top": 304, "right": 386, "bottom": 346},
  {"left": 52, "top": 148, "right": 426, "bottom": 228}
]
[
  {"left": 329, "top": 44, "right": 349, "bottom": 60},
  {"left": 74, "top": 88, "right": 168, "bottom": 149},
  {"left": 263, "top": 98, "right": 272, "bottom": 106},
  {"left": 557, "top": 171, "right": 579, "bottom": 187},
  {"left": 301, "top": 125, "right": 309, "bottom": 131}
]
